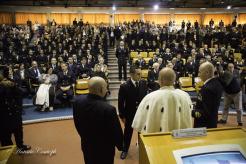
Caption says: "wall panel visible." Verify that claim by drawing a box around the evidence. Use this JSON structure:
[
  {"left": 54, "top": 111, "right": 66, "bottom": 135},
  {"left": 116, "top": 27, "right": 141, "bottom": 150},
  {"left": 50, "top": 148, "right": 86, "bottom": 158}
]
[
  {"left": 114, "top": 14, "right": 141, "bottom": 24},
  {"left": 144, "top": 14, "right": 170, "bottom": 25},
  {"left": 238, "top": 13, "right": 246, "bottom": 24},
  {"left": 174, "top": 14, "right": 201, "bottom": 26},
  {"left": 0, "top": 12, "right": 12, "bottom": 24},
  {"left": 203, "top": 14, "right": 233, "bottom": 26},
  {"left": 15, "top": 12, "right": 47, "bottom": 24}
]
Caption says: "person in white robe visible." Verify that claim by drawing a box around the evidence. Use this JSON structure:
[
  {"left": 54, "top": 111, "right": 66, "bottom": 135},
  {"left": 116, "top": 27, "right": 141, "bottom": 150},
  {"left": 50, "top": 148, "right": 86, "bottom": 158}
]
[
  {"left": 35, "top": 73, "right": 57, "bottom": 111},
  {"left": 132, "top": 67, "right": 193, "bottom": 133}
]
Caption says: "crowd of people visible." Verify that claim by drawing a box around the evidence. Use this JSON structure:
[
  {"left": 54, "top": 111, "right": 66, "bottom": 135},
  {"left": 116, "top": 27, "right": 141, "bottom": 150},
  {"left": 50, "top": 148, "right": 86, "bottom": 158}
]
[
  {"left": 0, "top": 17, "right": 246, "bottom": 163},
  {"left": 0, "top": 20, "right": 110, "bottom": 111}
]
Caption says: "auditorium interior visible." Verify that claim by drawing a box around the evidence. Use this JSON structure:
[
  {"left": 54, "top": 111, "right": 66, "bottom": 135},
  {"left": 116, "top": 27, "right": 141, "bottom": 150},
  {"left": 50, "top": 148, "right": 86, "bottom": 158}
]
[{"left": 0, "top": 0, "right": 246, "bottom": 164}]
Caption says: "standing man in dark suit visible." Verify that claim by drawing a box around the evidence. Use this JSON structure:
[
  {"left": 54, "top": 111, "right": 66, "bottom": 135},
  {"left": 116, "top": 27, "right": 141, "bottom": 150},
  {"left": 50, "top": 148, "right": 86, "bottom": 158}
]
[
  {"left": 192, "top": 62, "right": 223, "bottom": 128},
  {"left": 73, "top": 18, "right": 77, "bottom": 26},
  {"left": 78, "top": 19, "right": 83, "bottom": 27},
  {"left": 73, "top": 77, "right": 123, "bottom": 164},
  {"left": 116, "top": 41, "right": 129, "bottom": 81},
  {"left": 118, "top": 66, "right": 148, "bottom": 159},
  {"left": 0, "top": 66, "right": 31, "bottom": 150},
  {"left": 26, "top": 19, "right": 32, "bottom": 30}
]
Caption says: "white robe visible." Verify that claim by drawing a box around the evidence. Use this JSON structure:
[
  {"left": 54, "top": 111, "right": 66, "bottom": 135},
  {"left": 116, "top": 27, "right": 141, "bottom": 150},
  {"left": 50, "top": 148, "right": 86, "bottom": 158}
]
[
  {"left": 35, "top": 84, "right": 51, "bottom": 108},
  {"left": 132, "top": 86, "right": 193, "bottom": 133}
]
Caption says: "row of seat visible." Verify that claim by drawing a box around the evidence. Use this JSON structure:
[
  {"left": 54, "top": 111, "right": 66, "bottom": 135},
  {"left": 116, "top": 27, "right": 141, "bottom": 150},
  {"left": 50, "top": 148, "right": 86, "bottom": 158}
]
[
  {"left": 55, "top": 65, "right": 246, "bottom": 95},
  {"left": 131, "top": 51, "right": 243, "bottom": 63},
  {"left": 130, "top": 51, "right": 155, "bottom": 59},
  {"left": 179, "top": 77, "right": 204, "bottom": 92}
]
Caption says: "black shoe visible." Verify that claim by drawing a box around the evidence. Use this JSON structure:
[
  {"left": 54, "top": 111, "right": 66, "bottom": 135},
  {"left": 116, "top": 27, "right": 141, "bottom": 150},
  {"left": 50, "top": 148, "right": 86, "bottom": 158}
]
[
  {"left": 217, "top": 119, "right": 227, "bottom": 124},
  {"left": 120, "top": 151, "right": 128, "bottom": 160},
  {"left": 17, "top": 144, "right": 31, "bottom": 151},
  {"left": 238, "top": 122, "right": 243, "bottom": 126}
]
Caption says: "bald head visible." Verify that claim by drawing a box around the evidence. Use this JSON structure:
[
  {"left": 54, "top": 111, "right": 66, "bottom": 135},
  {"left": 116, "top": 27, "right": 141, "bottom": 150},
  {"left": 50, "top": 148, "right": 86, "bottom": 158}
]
[
  {"left": 88, "top": 77, "right": 107, "bottom": 97},
  {"left": 199, "top": 62, "right": 214, "bottom": 82},
  {"left": 158, "top": 67, "right": 176, "bottom": 87}
]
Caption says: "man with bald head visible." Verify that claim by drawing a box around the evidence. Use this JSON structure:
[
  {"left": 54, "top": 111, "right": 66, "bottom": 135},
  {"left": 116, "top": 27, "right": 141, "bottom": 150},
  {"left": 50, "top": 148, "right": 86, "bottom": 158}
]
[
  {"left": 192, "top": 62, "right": 223, "bottom": 128},
  {"left": 132, "top": 67, "right": 193, "bottom": 133},
  {"left": 73, "top": 77, "right": 123, "bottom": 164}
]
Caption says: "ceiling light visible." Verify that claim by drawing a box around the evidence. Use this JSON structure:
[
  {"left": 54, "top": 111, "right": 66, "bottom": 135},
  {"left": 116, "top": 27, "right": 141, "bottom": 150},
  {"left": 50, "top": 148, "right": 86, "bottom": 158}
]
[
  {"left": 227, "top": 5, "right": 231, "bottom": 9},
  {"left": 153, "top": 4, "right": 159, "bottom": 10},
  {"left": 112, "top": 6, "right": 116, "bottom": 11}
]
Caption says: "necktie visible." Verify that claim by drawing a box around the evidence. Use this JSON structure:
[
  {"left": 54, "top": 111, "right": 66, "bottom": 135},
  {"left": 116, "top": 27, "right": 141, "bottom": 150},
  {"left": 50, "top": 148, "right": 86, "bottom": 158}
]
[{"left": 135, "top": 81, "right": 139, "bottom": 88}]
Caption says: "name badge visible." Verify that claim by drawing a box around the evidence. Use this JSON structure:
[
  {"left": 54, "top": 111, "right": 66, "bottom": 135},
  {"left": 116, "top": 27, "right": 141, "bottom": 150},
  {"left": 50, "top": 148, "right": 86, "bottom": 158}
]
[{"left": 172, "top": 127, "right": 207, "bottom": 138}]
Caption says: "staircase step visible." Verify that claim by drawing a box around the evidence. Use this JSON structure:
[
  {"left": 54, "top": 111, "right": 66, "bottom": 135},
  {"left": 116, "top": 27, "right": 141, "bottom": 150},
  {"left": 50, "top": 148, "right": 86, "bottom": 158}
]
[
  {"left": 109, "top": 70, "right": 129, "bottom": 74},
  {"left": 109, "top": 86, "right": 120, "bottom": 89},
  {"left": 108, "top": 73, "right": 129, "bottom": 77},
  {"left": 108, "top": 70, "right": 129, "bottom": 75},
  {"left": 108, "top": 80, "right": 122, "bottom": 83},
  {"left": 108, "top": 63, "right": 118, "bottom": 66},
  {"left": 108, "top": 87, "right": 119, "bottom": 97},
  {"left": 108, "top": 66, "right": 130, "bottom": 70},
  {"left": 108, "top": 77, "right": 129, "bottom": 81},
  {"left": 109, "top": 83, "right": 121, "bottom": 87}
]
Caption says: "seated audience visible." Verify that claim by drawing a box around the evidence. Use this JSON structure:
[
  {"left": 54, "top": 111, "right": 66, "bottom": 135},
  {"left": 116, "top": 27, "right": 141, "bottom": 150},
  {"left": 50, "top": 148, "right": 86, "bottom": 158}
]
[
  {"left": 147, "top": 62, "right": 160, "bottom": 91},
  {"left": 56, "top": 63, "right": 76, "bottom": 104}
]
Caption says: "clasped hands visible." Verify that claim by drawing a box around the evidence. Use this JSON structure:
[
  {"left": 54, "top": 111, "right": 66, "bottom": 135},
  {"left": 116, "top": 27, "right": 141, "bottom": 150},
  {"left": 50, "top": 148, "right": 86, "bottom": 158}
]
[{"left": 60, "top": 86, "right": 71, "bottom": 91}]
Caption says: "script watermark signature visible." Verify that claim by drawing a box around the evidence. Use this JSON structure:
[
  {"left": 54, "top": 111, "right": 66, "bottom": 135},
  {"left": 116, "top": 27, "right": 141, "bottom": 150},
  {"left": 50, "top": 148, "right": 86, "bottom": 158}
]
[{"left": 16, "top": 147, "right": 56, "bottom": 156}]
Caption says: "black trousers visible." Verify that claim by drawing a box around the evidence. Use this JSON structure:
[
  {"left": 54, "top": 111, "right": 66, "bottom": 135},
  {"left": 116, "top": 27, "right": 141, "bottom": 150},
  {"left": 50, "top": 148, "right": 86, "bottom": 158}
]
[
  {"left": 56, "top": 88, "right": 74, "bottom": 102},
  {"left": 82, "top": 145, "right": 114, "bottom": 164},
  {"left": 0, "top": 115, "right": 23, "bottom": 147},
  {"left": 123, "top": 118, "right": 134, "bottom": 152},
  {"left": 118, "top": 62, "right": 127, "bottom": 80},
  {"left": 49, "top": 85, "right": 56, "bottom": 107},
  {"left": 109, "top": 37, "right": 115, "bottom": 47}
]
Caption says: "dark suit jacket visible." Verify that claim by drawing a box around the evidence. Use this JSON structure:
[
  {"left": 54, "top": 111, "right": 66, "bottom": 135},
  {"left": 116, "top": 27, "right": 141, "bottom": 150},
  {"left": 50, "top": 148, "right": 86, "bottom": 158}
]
[
  {"left": 147, "top": 69, "right": 160, "bottom": 91},
  {"left": 116, "top": 47, "right": 129, "bottom": 64},
  {"left": 193, "top": 77, "right": 223, "bottom": 128},
  {"left": 28, "top": 67, "right": 43, "bottom": 84},
  {"left": 14, "top": 69, "right": 29, "bottom": 87},
  {"left": 57, "top": 70, "right": 76, "bottom": 87},
  {"left": 77, "top": 64, "right": 92, "bottom": 78},
  {"left": 73, "top": 94, "right": 123, "bottom": 164},
  {"left": 49, "top": 65, "right": 60, "bottom": 75},
  {"left": 118, "top": 79, "right": 148, "bottom": 121},
  {"left": 68, "top": 64, "right": 77, "bottom": 75},
  {"left": 134, "top": 59, "right": 146, "bottom": 69}
]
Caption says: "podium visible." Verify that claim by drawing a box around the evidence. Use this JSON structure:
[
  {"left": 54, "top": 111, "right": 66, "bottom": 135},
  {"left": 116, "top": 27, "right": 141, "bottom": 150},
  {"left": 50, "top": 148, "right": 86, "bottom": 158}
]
[
  {"left": 0, "top": 145, "right": 20, "bottom": 164},
  {"left": 139, "top": 127, "right": 246, "bottom": 164}
]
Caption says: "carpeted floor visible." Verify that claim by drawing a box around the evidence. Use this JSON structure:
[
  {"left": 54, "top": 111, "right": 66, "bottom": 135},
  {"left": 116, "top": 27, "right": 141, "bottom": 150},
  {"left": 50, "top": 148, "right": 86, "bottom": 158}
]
[{"left": 22, "top": 94, "right": 246, "bottom": 122}]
